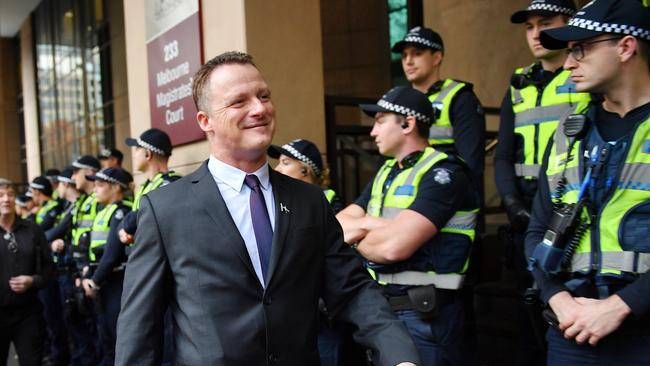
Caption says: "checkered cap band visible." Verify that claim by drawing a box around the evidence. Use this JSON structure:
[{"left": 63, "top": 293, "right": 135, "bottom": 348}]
[
  {"left": 377, "top": 99, "right": 431, "bottom": 125},
  {"left": 527, "top": 3, "right": 576, "bottom": 16},
  {"left": 402, "top": 35, "right": 443, "bottom": 51},
  {"left": 95, "top": 172, "right": 128, "bottom": 188},
  {"left": 282, "top": 143, "right": 322, "bottom": 177},
  {"left": 29, "top": 182, "right": 45, "bottom": 190},
  {"left": 137, "top": 138, "right": 166, "bottom": 156},
  {"left": 568, "top": 17, "right": 650, "bottom": 40},
  {"left": 57, "top": 176, "right": 75, "bottom": 184},
  {"left": 72, "top": 161, "right": 96, "bottom": 170}
]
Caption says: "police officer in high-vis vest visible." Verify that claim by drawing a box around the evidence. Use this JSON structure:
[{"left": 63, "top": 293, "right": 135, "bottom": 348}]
[
  {"left": 392, "top": 27, "right": 485, "bottom": 202},
  {"left": 337, "top": 86, "right": 479, "bottom": 364},
  {"left": 118, "top": 128, "right": 180, "bottom": 246},
  {"left": 496, "top": 1, "right": 591, "bottom": 362},
  {"left": 268, "top": 139, "right": 344, "bottom": 214},
  {"left": 526, "top": 0, "right": 650, "bottom": 364},
  {"left": 29, "top": 175, "right": 71, "bottom": 365},
  {"left": 497, "top": 0, "right": 590, "bottom": 251},
  {"left": 81, "top": 167, "right": 133, "bottom": 366},
  {"left": 30, "top": 176, "right": 62, "bottom": 232}
]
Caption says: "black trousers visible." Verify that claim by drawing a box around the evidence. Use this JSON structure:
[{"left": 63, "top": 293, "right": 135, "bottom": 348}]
[{"left": 0, "top": 302, "right": 45, "bottom": 366}]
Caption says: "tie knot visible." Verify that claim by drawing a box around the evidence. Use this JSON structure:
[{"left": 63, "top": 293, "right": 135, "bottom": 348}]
[{"left": 244, "top": 174, "right": 261, "bottom": 190}]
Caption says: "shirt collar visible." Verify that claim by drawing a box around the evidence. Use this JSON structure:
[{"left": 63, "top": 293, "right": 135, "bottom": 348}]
[{"left": 208, "top": 155, "right": 271, "bottom": 192}]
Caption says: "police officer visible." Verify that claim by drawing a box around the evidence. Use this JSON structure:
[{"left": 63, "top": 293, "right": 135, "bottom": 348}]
[
  {"left": 497, "top": 0, "right": 590, "bottom": 250},
  {"left": 66, "top": 155, "right": 104, "bottom": 365},
  {"left": 392, "top": 26, "right": 485, "bottom": 201},
  {"left": 118, "top": 128, "right": 180, "bottom": 245},
  {"left": 119, "top": 128, "right": 179, "bottom": 366},
  {"left": 268, "top": 138, "right": 350, "bottom": 365},
  {"left": 268, "top": 139, "right": 344, "bottom": 213},
  {"left": 15, "top": 194, "right": 35, "bottom": 221},
  {"left": 30, "top": 176, "right": 62, "bottom": 232},
  {"left": 337, "top": 86, "right": 479, "bottom": 364},
  {"left": 80, "top": 168, "right": 132, "bottom": 366},
  {"left": 97, "top": 148, "right": 124, "bottom": 169},
  {"left": 44, "top": 168, "right": 62, "bottom": 201},
  {"left": 496, "top": 1, "right": 592, "bottom": 362},
  {"left": 29, "top": 175, "right": 70, "bottom": 366},
  {"left": 527, "top": 0, "right": 650, "bottom": 364}
]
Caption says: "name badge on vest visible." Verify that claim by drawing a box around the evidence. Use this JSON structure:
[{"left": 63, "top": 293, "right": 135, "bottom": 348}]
[
  {"left": 394, "top": 185, "right": 415, "bottom": 196},
  {"left": 556, "top": 83, "right": 577, "bottom": 94},
  {"left": 431, "top": 101, "right": 443, "bottom": 120},
  {"left": 643, "top": 140, "right": 650, "bottom": 154}
]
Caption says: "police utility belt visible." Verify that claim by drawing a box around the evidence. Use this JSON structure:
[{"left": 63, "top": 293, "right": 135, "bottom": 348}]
[{"left": 381, "top": 271, "right": 464, "bottom": 319}]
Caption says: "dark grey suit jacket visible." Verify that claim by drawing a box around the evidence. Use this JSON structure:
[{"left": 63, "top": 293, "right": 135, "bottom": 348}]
[{"left": 115, "top": 162, "right": 420, "bottom": 366}]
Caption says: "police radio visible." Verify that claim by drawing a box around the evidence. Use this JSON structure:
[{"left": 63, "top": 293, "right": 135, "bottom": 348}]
[{"left": 528, "top": 113, "right": 590, "bottom": 274}]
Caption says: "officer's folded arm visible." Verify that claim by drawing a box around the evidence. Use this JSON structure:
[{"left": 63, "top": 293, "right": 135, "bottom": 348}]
[
  {"left": 336, "top": 204, "right": 370, "bottom": 244},
  {"left": 355, "top": 209, "right": 437, "bottom": 264}
]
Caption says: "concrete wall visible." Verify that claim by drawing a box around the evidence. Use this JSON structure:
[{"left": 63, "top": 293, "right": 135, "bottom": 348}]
[
  {"left": 245, "top": 0, "right": 326, "bottom": 150},
  {"left": 19, "top": 18, "right": 41, "bottom": 179},
  {"left": 321, "top": 0, "right": 391, "bottom": 99},
  {"left": 0, "top": 38, "right": 22, "bottom": 182},
  {"left": 109, "top": 0, "right": 132, "bottom": 172}
]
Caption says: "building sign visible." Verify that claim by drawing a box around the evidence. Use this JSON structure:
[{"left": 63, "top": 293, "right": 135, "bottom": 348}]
[{"left": 145, "top": 0, "right": 203, "bottom": 146}]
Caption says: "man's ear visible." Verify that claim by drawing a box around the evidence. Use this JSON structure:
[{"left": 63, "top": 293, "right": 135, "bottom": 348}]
[
  {"left": 196, "top": 111, "right": 212, "bottom": 132},
  {"left": 403, "top": 116, "right": 417, "bottom": 134},
  {"left": 432, "top": 51, "right": 443, "bottom": 67},
  {"left": 619, "top": 36, "right": 638, "bottom": 63}
]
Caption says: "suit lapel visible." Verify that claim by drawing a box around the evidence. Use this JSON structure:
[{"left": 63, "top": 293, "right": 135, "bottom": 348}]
[
  {"left": 265, "top": 170, "right": 292, "bottom": 287},
  {"left": 190, "top": 162, "right": 258, "bottom": 283}
]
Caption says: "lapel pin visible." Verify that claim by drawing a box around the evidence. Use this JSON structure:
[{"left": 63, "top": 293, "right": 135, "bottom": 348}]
[{"left": 280, "top": 203, "right": 290, "bottom": 214}]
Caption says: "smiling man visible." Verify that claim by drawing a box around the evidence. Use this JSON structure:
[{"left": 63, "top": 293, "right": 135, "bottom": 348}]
[
  {"left": 525, "top": 0, "right": 650, "bottom": 364},
  {"left": 115, "top": 51, "right": 420, "bottom": 366}
]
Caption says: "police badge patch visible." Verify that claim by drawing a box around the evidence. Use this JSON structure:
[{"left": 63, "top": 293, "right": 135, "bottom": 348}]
[
  {"left": 433, "top": 168, "right": 451, "bottom": 184},
  {"left": 115, "top": 209, "right": 124, "bottom": 220}
]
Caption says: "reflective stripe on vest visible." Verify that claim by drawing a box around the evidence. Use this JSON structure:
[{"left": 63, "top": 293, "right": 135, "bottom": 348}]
[
  {"left": 72, "top": 194, "right": 99, "bottom": 246},
  {"left": 427, "top": 79, "right": 466, "bottom": 145},
  {"left": 511, "top": 65, "right": 591, "bottom": 179},
  {"left": 89, "top": 203, "right": 120, "bottom": 262},
  {"left": 36, "top": 200, "right": 59, "bottom": 225},
  {"left": 376, "top": 271, "right": 464, "bottom": 290},
  {"left": 365, "top": 147, "right": 478, "bottom": 286},
  {"left": 324, "top": 189, "right": 336, "bottom": 203},
  {"left": 133, "top": 171, "right": 181, "bottom": 211},
  {"left": 546, "top": 110, "right": 650, "bottom": 276}
]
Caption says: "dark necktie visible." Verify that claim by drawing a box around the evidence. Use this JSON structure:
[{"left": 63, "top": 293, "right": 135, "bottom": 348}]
[{"left": 244, "top": 174, "right": 273, "bottom": 280}]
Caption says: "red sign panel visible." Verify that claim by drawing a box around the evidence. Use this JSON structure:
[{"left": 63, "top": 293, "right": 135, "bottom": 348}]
[{"left": 147, "top": 12, "right": 203, "bottom": 146}]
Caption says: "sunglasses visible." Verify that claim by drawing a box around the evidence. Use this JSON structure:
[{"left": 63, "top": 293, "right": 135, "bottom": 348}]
[{"left": 4, "top": 232, "right": 18, "bottom": 254}]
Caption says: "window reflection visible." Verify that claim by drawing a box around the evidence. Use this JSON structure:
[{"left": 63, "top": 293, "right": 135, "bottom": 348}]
[{"left": 34, "top": 0, "right": 114, "bottom": 169}]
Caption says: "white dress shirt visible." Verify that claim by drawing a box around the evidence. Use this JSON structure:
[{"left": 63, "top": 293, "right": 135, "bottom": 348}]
[{"left": 207, "top": 155, "right": 276, "bottom": 287}]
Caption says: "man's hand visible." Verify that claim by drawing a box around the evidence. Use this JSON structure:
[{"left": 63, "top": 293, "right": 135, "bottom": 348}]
[
  {"left": 51, "top": 239, "right": 65, "bottom": 253},
  {"left": 9, "top": 275, "right": 34, "bottom": 294},
  {"left": 563, "top": 295, "right": 631, "bottom": 346},
  {"left": 82, "top": 279, "right": 97, "bottom": 299},
  {"left": 548, "top": 291, "right": 583, "bottom": 331},
  {"left": 118, "top": 228, "right": 134, "bottom": 245}
]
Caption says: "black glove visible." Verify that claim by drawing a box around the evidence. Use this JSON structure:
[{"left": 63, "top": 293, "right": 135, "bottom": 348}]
[{"left": 503, "top": 194, "right": 531, "bottom": 231}]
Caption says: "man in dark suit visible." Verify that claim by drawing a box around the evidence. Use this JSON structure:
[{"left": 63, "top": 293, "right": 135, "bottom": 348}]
[{"left": 115, "top": 51, "right": 420, "bottom": 366}]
